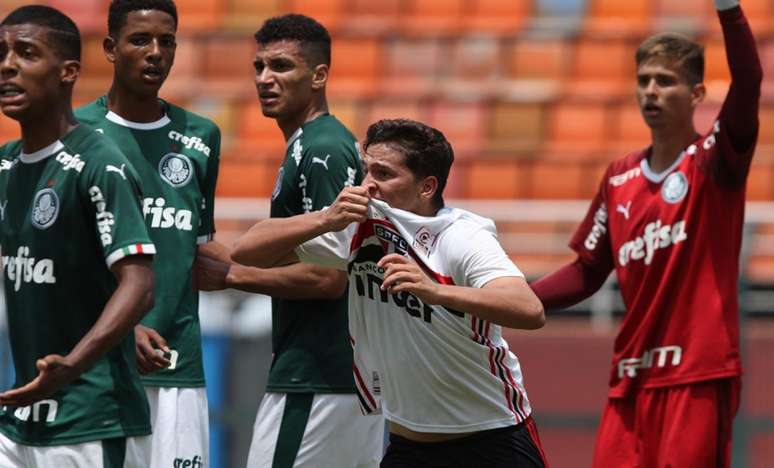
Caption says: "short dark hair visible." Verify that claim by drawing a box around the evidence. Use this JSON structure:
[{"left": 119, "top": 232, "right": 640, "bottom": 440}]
[
  {"left": 254, "top": 14, "right": 331, "bottom": 67},
  {"left": 364, "top": 119, "right": 454, "bottom": 209},
  {"left": 636, "top": 32, "right": 704, "bottom": 85},
  {"left": 1, "top": 5, "right": 80, "bottom": 61},
  {"left": 108, "top": 0, "right": 178, "bottom": 37}
]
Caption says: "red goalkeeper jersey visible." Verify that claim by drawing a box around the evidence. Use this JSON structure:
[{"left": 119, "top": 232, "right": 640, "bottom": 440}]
[{"left": 569, "top": 6, "right": 761, "bottom": 398}]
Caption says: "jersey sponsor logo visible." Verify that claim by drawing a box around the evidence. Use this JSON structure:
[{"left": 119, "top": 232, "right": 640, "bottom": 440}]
[
  {"left": 142, "top": 197, "right": 193, "bottom": 231},
  {"left": 413, "top": 226, "right": 437, "bottom": 256},
  {"left": 168, "top": 131, "right": 211, "bottom": 157},
  {"left": 174, "top": 455, "right": 203, "bottom": 468},
  {"left": 54, "top": 150, "right": 85, "bottom": 173},
  {"left": 618, "top": 219, "right": 687, "bottom": 267},
  {"left": 89, "top": 186, "right": 115, "bottom": 247},
  {"left": 2, "top": 399, "right": 58, "bottom": 423},
  {"left": 31, "top": 188, "right": 59, "bottom": 229},
  {"left": 291, "top": 139, "right": 302, "bottom": 166},
  {"left": 0, "top": 199, "right": 7, "bottom": 221},
  {"left": 609, "top": 167, "right": 641, "bottom": 187},
  {"left": 105, "top": 163, "right": 127, "bottom": 180},
  {"left": 616, "top": 201, "right": 632, "bottom": 220},
  {"left": 271, "top": 167, "right": 284, "bottom": 200},
  {"left": 617, "top": 345, "right": 682, "bottom": 378},
  {"left": 299, "top": 174, "right": 313, "bottom": 213},
  {"left": 374, "top": 225, "right": 409, "bottom": 254},
  {"left": 583, "top": 206, "right": 607, "bottom": 251},
  {"left": 661, "top": 171, "right": 688, "bottom": 204},
  {"left": 2, "top": 246, "right": 56, "bottom": 291},
  {"left": 311, "top": 154, "right": 331, "bottom": 170},
  {"left": 159, "top": 153, "right": 193, "bottom": 188}
]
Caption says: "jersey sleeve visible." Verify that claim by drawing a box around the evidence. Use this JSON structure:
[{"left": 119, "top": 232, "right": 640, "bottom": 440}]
[
  {"left": 568, "top": 173, "right": 615, "bottom": 271},
  {"left": 81, "top": 154, "right": 155, "bottom": 268},
  {"left": 447, "top": 223, "right": 523, "bottom": 289},
  {"left": 197, "top": 125, "right": 221, "bottom": 244},
  {"left": 295, "top": 223, "right": 356, "bottom": 271},
  {"left": 297, "top": 140, "right": 361, "bottom": 213}
]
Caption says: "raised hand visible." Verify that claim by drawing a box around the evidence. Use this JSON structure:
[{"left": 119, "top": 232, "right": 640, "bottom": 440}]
[
  {"left": 377, "top": 253, "right": 440, "bottom": 305},
  {"left": 322, "top": 186, "right": 371, "bottom": 232}
]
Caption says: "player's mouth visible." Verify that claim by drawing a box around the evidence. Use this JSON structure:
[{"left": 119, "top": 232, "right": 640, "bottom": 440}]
[
  {"left": 641, "top": 103, "right": 661, "bottom": 117},
  {"left": 0, "top": 83, "right": 26, "bottom": 107},
  {"left": 259, "top": 91, "right": 280, "bottom": 106},
  {"left": 141, "top": 66, "right": 164, "bottom": 84}
]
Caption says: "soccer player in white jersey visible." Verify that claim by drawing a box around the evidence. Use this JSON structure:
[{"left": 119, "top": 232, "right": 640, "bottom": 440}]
[
  {"left": 531, "top": 0, "right": 761, "bottom": 466},
  {"left": 231, "top": 119, "right": 550, "bottom": 467},
  {"left": 0, "top": 5, "right": 155, "bottom": 466}
]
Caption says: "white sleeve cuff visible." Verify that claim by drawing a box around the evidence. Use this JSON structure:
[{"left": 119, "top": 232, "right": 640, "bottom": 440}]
[
  {"left": 715, "top": 0, "right": 739, "bottom": 11},
  {"left": 105, "top": 243, "right": 156, "bottom": 268}
]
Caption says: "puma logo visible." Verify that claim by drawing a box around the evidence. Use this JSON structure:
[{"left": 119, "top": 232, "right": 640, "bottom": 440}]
[
  {"left": 312, "top": 154, "right": 331, "bottom": 170},
  {"left": 617, "top": 201, "right": 632, "bottom": 220},
  {"left": 105, "top": 164, "right": 127, "bottom": 180}
]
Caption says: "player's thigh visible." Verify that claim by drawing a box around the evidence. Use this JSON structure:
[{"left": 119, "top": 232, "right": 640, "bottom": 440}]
[
  {"left": 145, "top": 386, "right": 209, "bottom": 468},
  {"left": 591, "top": 397, "right": 639, "bottom": 468},
  {"left": 246, "top": 392, "right": 289, "bottom": 468},
  {"left": 0, "top": 431, "right": 27, "bottom": 467},
  {"left": 295, "top": 394, "right": 383, "bottom": 468}
]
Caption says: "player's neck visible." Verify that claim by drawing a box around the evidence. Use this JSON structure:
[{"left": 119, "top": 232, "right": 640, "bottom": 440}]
[
  {"left": 649, "top": 124, "right": 698, "bottom": 173},
  {"left": 278, "top": 99, "right": 329, "bottom": 142},
  {"left": 106, "top": 85, "right": 165, "bottom": 123},
  {"left": 20, "top": 105, "right": 78, "bottom": 154}
]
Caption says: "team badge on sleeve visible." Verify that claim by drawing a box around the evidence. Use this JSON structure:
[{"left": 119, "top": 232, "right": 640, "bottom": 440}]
[
  {"left": 159, "top": 153, "right": 193, "bottom": 187},
  {"left": 31, "top": 188, "right": 60, "bottom": 229},
  {"left": 662, "top": 172, "right": 688, "bottom": 204}
]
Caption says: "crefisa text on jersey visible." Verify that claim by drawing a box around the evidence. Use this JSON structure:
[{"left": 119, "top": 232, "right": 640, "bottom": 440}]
[
  {"left": 1, "top": 246, "right": 56, "bottom": 292},
  {"left": 168, "top": 131, "right": 211, "bottom": 157}
]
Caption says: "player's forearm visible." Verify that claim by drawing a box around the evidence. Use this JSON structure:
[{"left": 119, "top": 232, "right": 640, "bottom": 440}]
[
  {"left": 226, "top": 262, "right": 347, "bottom": 299},
  {"left": 232, "top": 212, "right": 329, "bottom": 267},
  {"left": 65, "top": 258, "right": 154, "bottom": 373},
  {"left": 530, "top": 258, "right": 610, "bottom": 310},
  {"left": 431, "top": 279, "right": 545, "bottom": 330}
]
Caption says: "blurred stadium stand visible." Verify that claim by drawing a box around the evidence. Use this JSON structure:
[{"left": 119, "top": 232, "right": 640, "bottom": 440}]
[{"left": 0, "top": 1, "right": 772, "bottom": 467}]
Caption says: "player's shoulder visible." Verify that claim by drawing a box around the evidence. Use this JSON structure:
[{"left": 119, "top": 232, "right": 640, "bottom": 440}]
[
  {"left": 436, "top": 207, "right": 497, "bottom": 248},
  {"left": 63, "top": 123, "right": 132, "bottom": 168},
  {"left": 604, "top": 148, "right": 648, "bottom": 187},
  {"left": 0, "top": 139, "right": 22, "bottom": 161},
  {"left": 299, "top": 114, "right": 357, "bottom": 154},
  {"left": 165, "top": 101, "right": 221, "bottom": 137},
  {"left": 74, "top": 96, "right": 109, "bottom": 126}
]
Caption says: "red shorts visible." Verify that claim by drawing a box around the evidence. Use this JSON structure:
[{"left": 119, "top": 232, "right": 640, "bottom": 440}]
[{"left": 592, "top": 377, "right": 740, "bottom": 468}]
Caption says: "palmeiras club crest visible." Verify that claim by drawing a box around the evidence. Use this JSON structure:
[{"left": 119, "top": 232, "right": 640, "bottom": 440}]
[
  {"left": 31, "top": 188, "right": 59, "bottom": 229},
  {"left": 661, "top": 171, "right": 689, "bottom": 204},
  {"left": 159, "top": 153, "right": 193, "bottom": 187}
]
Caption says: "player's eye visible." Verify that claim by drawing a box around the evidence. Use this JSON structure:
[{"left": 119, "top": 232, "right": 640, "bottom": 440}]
[{"left": 129, "top": 36, "right": 149, "bottom": 46}]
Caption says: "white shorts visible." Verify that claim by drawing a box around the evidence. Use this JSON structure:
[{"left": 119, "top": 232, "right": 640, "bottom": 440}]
[
  {"left": 145, "top": 386, "right": 209, "bottom": 468},
  {"left": 247, "top": 392, "right": 383, "bottom": 468},
  {"left": 0, "top": 430, "right": 150, "bottom": 467}
]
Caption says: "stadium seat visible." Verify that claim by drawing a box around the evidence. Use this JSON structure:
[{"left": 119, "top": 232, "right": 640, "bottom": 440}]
[
  {"left": 236, "top": 102, "right": 284, "bottom": 154},
  {"left": 530, "top": 0, "right": 586, "bottom": 36},
  {"left": 77, "top": 36, "right": 113, "bottom": 101},
  {"left": 565, "top": 38, "right": 632, "bottom": 100},
  {"left": 466, "top": 160, "right": 529, "bottom": 199},
  {"left": 442, "top": 36, "right": 501, "bottom": 99},
  {"left": 365, "top": 101, "right": 425, "bottom": 129},
  {"left": 463, "top": 0, "right": 529, "bottom": 35},
  {"left": 528, "top": 160, "right": 586, "bottom": 199},
  {"left": 704, "top": 37, "right": 731, "bottom": 86},
  {"left": 224, "top": 0, "right": 279, "bottom": 32},
  {"left": 175, "top": 0, "right": 224, "bottom": 33},
  {"left": 186, "top": 99, "right": 237, "bottom": 144},
  {"left": 426, "top": 102, "right": 487, "bottom": 158},
  {"left": 216, "top": 158, "right": 278, "bottom": 197},
  {"left": 49, "top": 0, "right": 109, "bottom": 35},
  {"left": 704, "top": 0, "right": 772, "bottom": 35},
  {"left": 281, "top": 0, "right": 344, "bottom": 32},
  {"left": 488, "top": 102, "right": 544, "bottom": 154},
  {"left": 545, "top": 102, "right": 609, "bottom": 157},
  {"left": 504, "top": 38, "right": 568, "bottom": 101},
  {"left": 584, "top": 0, "right": 651, "bottom": 38},
  {"left": 612, "top": 103, "right": 650, "bottom": 151},
  {"left": 327, "top": 38, "right": 381, "bottom": 99},
  {"left": 756, "top": 104, "right": 774, "bottom": 148},
  {"left": 161, "top": 37, "right": 198, "bottom": 102},
  {"left": 201, "top": 36, "right": 255, "bottom": 99},
  {"left": 0, "top": 116, "right": 19, "bottom": 143},
  {"left": 328, "top": 100, "right": 361, "bottom": 138},
  {"left": 747, "top": 161, "right": 773, "bottom": 201},
  {"left": 382, "top": 39, "right": 443, "bottom": 98},
  {"left": 341, "top": 0, "right": 401, "bottom": 36},
  {"left": 399, "top": 0, "right": 465, "bottom": 37},
  {"left": 652, "top": 0, "right": 707, "bottom": 34}
]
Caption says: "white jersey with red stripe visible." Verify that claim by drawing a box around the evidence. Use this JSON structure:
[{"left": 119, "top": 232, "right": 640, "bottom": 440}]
[{"left": 296, "top": 199, "right": 532, "bottom": 433}]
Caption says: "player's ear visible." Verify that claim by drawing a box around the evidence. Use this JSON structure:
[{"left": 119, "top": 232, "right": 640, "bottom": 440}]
[
  {"left": 103, "top": 35, "right": 117, "bottom": 64},
  {"left": 419, "top": 176, "right": 438, "bottom": 201},
  {"left": 311, "top": 63, "right": 328, "bottom": 91},
  {"left": 691, "top": 82, "right": 706, "bottom": 107},
  {"left": 60, "top": 59, "right": 80, "bottom": 85}
]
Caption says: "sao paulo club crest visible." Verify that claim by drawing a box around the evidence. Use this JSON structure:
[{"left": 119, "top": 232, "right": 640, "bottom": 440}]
[
  {"left": 159, "top": 153, "right": 193, "bottom": 188},
  {"left": 31, "top": 188, "right": 59, "bottom": 229},
  {"left": 272, "top": 167, "right": 284, "bottom": 200},
  {"left": 661, "top": 171, "right": 689, "bottom": 204}
]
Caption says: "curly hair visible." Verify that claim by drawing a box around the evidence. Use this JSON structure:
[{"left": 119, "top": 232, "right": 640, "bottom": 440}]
[
  {"left": 636, "top": 33, "right": 704, "bottom": 85},
  {"left": 364, "top": 119, "right": 455, "bottom": 209},
  {"left": 1, "top": 5, "right": 80, "bottom": 61},
  {"left": 254, "top": 14, "right": 331, "bottom": 67},
  {"left": 108, "top": 0, "right": 178, "bottom": 37}
]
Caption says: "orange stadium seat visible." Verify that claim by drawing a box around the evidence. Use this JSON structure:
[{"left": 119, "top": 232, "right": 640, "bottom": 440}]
[
  {"left": 528, "top": 160, "right": 586, "bottom": 199},
  {"left": 584, "top": 0, "right": 651, "bottom": 38},
  {"left": 175, "top": 0, "right": 224, "bottom": 33},
  {"left": 504, "top": 38, "right": 568, "bottom": 101},
  {"left": 565, "top": 38, "right": 633, "bottom": 100},
  {"left": 426, "top": 102, "right": 486, "bottom": 158},
  {"left": 328, "top": 100, "right": 361, "bottom": 137},
  {"left": 224, "top": 0, "right": 279, "bottom": 32},
  {"left": 281, "top": 0, "right": 344, "bottom": 32},
  {"left": 236, "top": 102, "right": 284, "bottom": 154},
  {"left": 382, "top": 39, "right": 443, "bottom": 98},
  {"left": 464, "top": 0, "right": 529, "bottom": 34},
  {"left": 160, "top": 36, "right": 198, "bottom": 102},
  {"left": 216, "top": 158, "right": 278, "bottom": 197},
  {"left": 341, "top": 0, "right": 401, "bottom": 36},
  {"left": 612, "top": 103, "right": 650, "bottom": 151},
  {"left": 704, "top": 0, "right": 772, "bottom": 35},
  {"left": 443, "top": 36, "right": 501, "bottom": 99},
  {"left": 652, "top": 0, "right": 707, "bottom": 33},
  {"left": 545, "top": 102, "right": 609, "bottom": 158},
  {"left": 77, "top": 36, "right": 113, "bottom": 102},
  {"left": 365, "top": 101, "right": 425, "bottom": 137},
  {"left": 466, "top": 160, "right": 530, "bottom": 199},
  {"left": 704, "top": 38, "right": 731, "bottom": 85},
  {"left": 327, "top": 38, "right": 381, "bottom": 99},
  {"left": 0, "top": 0, "right": 31, "bottom": 18},
  {"left": 756, "top": 104, "right": 774, "bottom": 148},
  {"left": 400, "top": 0, "right": 465, "bottom": 37},
  {"left": 747, "top": 161, "right": 773, "bottom": 201},
  {"left": 49, "top": 0, "right": 109, "bottom": 34},
  {"left": 488, "top": 102, "right": 544, "bottom": 154},
  {"left": 0, "top": 116, "right": 20, "bottom": 143},
  {"left": 201, "top": 35, "right": 255, "bottom": 99}
]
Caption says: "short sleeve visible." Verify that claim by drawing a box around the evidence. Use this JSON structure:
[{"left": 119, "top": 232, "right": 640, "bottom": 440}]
[
  {"left": 197, "top": 126, "right": 221, "bottom": 244},
  {"left": 81, "top": 156, "right": 155, "bottom": 268},
  {"left": 295, "top": 223, "right": 356, "bottom": 271},
  {"left": 447, "top": 225, "right": 523, "bottom": 289},
  {"left": 298, "top": 140, "right": 361, "bottom": 213},
  {"left": 568, "top": 174, "right": 615, "bottom": 270}
]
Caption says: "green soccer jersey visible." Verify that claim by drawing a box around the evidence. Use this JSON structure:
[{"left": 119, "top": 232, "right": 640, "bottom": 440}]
[
  {"left": 76, "top": 97, "right": 221, "bottom": 387},
  {"left": 0, "top": 124, "right": 154, "bottom": 446},
  {"left": 268, "top": 114, "right": 363, "bottom": 393}
]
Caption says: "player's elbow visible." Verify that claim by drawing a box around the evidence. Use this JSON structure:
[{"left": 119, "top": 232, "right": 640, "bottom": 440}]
[
  {"left": 520, "top": 300, "right": 545, "bottom": 330},
  {"left": 316, "top": 270, "right": 348, "bottom": 299},
  {"left": 231, "top": 240, "right": 261, "bottom": 267}
]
